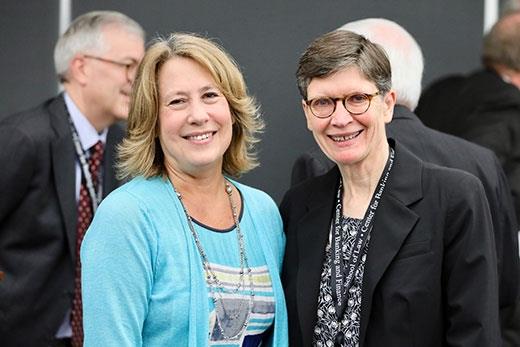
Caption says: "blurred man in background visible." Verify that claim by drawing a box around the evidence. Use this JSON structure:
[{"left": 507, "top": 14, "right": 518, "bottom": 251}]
[
  {"left": 0, "top": 11, "right": 145, "bottom": 346},
  {"left": 416, "top": 10, "right": 520, "bottom": 222}
]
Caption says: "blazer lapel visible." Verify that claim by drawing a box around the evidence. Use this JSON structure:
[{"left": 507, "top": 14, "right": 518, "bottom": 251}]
[
  {"left": 359, "top": 142, "right": 423, "bottom": 344},
  {"left": 296, "top": 168, "right": 340, "bottom": 344},
  {"left": 49, "top": 95, "right": 77, "bottom": 261}
]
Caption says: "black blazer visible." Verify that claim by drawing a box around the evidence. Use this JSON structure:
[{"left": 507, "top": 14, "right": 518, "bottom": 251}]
[
  {"left": 0, "top": 95, "right": 124, "bottom": 346},
  {"left": 416, "top": 69, "right": 520, "bottom": 221},
  {"left": 281, "top": 141, "right": 501, "bottom": 347},
  {"left": 291, "top": 106, "right": 520, "bottom": 339}
]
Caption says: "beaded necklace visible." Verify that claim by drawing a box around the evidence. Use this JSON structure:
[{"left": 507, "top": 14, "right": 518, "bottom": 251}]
[{"left": 173, "top": 179, "right": 255, "bottom": 340}]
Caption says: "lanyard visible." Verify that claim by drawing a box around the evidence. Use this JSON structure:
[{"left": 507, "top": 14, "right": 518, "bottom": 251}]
[
  {"left": 67, "top": 116, "right": 103, "bottom": 213},
  {"left": 330, "top": 147, "right": 395, "bottom": 319}
]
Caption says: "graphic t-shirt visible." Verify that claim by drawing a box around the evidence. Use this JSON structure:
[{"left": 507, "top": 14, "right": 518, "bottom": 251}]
[{"left": 194, "top": 210, "right": 275, "bottom": 347}]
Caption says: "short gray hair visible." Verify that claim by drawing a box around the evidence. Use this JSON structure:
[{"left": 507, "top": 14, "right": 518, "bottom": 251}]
[
  {"left": 296, "top": 30, "right": 391, "bottom": 100},
  {"left": 339, "top": 18, "right": 424, "bottom": 110},
  {"left": 54, "top": 11, "right": 145, "bottom": 82}
]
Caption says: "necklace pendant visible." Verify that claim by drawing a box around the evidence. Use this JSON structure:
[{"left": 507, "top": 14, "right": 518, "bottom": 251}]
[
  {"left": 214, "top": 297, "right": 252, "bottom": 340},
  {"left": 172, "top": 179, "right": 254, "bottom": 342},
  {"left": 225, "top": 182, "right": 233, "bottom": 195}
]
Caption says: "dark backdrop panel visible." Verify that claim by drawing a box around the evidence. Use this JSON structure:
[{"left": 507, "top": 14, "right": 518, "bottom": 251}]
[
  {"left": 0, "top": 1, "right": 59, "bottom": 118},
  {"left": 2, "top": 0, "right": 483, "bottom": 202}
]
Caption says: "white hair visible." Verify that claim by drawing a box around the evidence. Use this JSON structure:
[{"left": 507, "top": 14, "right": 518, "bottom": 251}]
[
  {"left": 54, "top": 11, "right": 145, "bottom": 82},
  {"left": 339, "top": 18, "right": 424, "bottom": 110}
]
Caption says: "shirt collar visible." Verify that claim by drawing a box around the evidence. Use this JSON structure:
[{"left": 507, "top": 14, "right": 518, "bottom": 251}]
[{"left": 64, "top": 92, "right": 108, "bottom": 151}]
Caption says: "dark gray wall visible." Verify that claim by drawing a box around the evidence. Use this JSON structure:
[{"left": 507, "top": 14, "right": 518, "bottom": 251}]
[
  {"left": 1, "top": 1, "right": 59, "bottom": 117},
  {"left": 1, "top": 1, "right": 484, "bottom": 202}
]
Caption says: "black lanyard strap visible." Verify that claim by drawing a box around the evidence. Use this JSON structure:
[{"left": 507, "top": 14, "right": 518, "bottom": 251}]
[
  {"left": 67, "top": 115, "right": 103, "bottom": 213},
  {"left": 330, "top": 147, "right": 395, "bottom": 318}
]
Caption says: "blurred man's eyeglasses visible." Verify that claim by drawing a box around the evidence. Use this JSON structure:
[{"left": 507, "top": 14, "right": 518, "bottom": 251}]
[
  {"left": 83, "top": 54, "right": 138, "bottom": 79},
  {"left": 306, "top": 91, "right": 380, "bottom": 118}
]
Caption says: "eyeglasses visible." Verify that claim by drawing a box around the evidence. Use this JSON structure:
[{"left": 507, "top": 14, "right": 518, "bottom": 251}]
[
  {"left": 83, "top": 54, "right": 139, "bottom": 79},
  {"left": 305, "top": 92, "right": 380, "bottom": 118}
]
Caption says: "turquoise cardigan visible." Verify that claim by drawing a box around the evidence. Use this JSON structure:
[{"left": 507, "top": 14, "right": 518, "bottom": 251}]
[{"left": 81, "top": 176, "right": 288, "bottom": 346}]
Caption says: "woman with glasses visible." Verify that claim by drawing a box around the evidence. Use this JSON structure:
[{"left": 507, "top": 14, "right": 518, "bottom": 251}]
[
  {"left": 281, "top": 30, "right": 500, "bottom": 347},
  {"left": 80, "top": 33, "right": 288, "bottom": 346}
]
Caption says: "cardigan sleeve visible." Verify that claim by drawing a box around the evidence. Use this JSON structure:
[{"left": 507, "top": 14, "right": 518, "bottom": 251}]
[
  {"left": 263, "top": 193, "right": 286, "bottom": 270},
  {"left": 81, "top": 189, "right": 158, "bottom": 347},
  {"left": 235, "top": 181, "right": 286, "bottom": 270},
  {"left": 238, "top": 182, "right": 288, "bottom": 347}
]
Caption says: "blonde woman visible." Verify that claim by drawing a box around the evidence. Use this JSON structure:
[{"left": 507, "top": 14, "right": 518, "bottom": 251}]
[{"left": 80, "top": 33, "right": 288, "bottom": 346}]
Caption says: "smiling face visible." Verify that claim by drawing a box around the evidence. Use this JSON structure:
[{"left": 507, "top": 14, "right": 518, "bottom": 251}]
[
  {"left": 158, "top": 56, "right": 234, "bottom": 176},
  {"left": 303, "top": 66, "right": 395, "bottom": 168}
]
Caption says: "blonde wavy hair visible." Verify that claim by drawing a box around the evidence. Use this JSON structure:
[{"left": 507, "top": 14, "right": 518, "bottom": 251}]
[{"left": 117, "top": 33, "right": 263, "bottom": 179}]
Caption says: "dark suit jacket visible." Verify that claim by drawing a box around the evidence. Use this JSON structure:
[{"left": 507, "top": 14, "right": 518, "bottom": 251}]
[
  {"left": 291, "top": 105, "right": 520, "bottom": 345},
  {"left": 416, "top": 69, "right": 520, "bottom": 220},
  {"left": 0, "top": 95, "right": 125, "bottom": 346},
  {"left": 281, "top": 141, "right": 501, "bottom": 346}
]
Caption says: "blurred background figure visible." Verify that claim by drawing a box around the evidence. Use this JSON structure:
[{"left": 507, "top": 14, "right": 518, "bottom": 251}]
[
  {"left": 0, "top": 11, "right": 145, "bottom": 347},
  {"left": 290, "top": 17, "right": 520, "bottom": 346},
  {"left": 502, "top": 0, "right": 520, "bottom": 15},
  {"left": 80, "top": 33, "right": 287, "bottom": 346},
  {"left": 416, "top": 10, "right": 520, "bottom": 222},
  {"left": 282, "top": 29, "right": 500, "bottom": 347}
]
